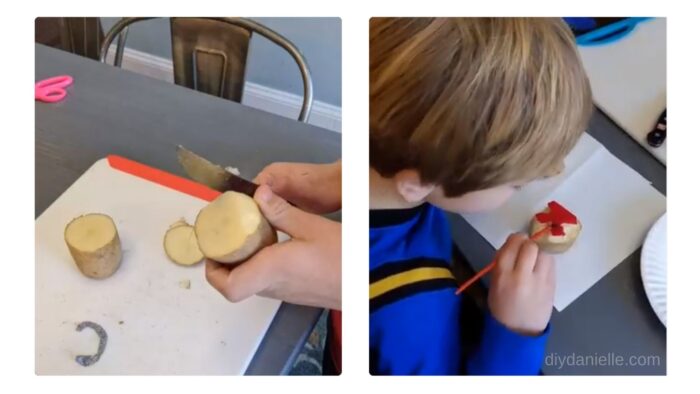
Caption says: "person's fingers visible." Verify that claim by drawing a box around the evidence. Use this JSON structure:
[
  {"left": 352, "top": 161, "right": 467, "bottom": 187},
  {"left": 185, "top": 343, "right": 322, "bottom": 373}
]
[
  {"left": 545, "top": 259, "right": 556, "bottom": 292},
  {"left": 254, "top": 166, "right": 288, "bottom": 194},
  {"left": 252, "top": 163, "right": 341, "bottom": 215},
  {"left": 495, "top": 233, "right": 528, "bottom": 272},
  {"left": 255, "top": 170, "right": 311, "bottom": 211},
  {"left": 513, "top": 239, "right": 539, "bottom": 274},
  {"left": 253, "top": 170, "right": 274, "bottom": 187},
  {"left": 536, "top": 253, "right": 556, "bottom": 301},
  {"left": 254, "top": 184, "right": 320, "bottom": 239},
  {"left": 205, "top": 259, "right": 235, "bottom": 298},
  {"left": 204, "top": 243, "right": 285, "bottom": 302},
  {"left": 254, "top": 164, "right": 300, "bottom": 198},
  {"left": 533, "top": 250, "right": 555, "bottom": 279}
]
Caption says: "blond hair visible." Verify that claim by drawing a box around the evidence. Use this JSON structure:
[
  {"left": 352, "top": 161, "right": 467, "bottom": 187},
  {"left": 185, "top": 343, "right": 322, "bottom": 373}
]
[{"left": 370, "top": 17, "right": 593, "bottom": 197}]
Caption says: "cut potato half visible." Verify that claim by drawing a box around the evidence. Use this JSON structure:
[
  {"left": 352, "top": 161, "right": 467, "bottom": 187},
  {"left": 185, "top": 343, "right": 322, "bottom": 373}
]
[
  {"left": 530, "top": 217, "right": 582, "bottom": 254},
  {"left": 195, "top": 191, "right": 277, "bottom": 264},
  {"left": 163, "top": 221, "right": 204, "bottom": 266},
  {"left": 64, "top": 213, "right": 122, "bottom": 279}
]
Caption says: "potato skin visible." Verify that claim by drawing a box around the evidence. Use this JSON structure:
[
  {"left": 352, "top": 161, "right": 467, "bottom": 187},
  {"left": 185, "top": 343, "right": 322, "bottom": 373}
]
[
  {"left": 195, "top": 210, "right": 277, "bottom": 265},
  {"left": 65, "top": 215, "right": 122, "bottom": 279}
]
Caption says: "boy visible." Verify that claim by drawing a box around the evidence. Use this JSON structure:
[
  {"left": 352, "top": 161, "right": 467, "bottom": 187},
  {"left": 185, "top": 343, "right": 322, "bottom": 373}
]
[{"left": 369, "top": 18, "right": 592, "bottom": 375}]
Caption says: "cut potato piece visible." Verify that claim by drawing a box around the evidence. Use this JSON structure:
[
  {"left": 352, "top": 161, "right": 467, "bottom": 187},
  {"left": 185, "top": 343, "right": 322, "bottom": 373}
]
[
  {"left": 530, "top": 218, "right": 581, "bottom": 254},
  {"left": 169, "top": 218, "right": 188, "bottom": 229},
  {"left": 65, "top": 214, "right": 122, "bottom": 279},
  {"left": 195, "top": 191, "right": 277, "bottom": 264},
  {"left": 529, "top": 201, "right": 582, "bottom": 254},
  {"left": 163, "top": 221, "right": 203, "bottom": 266}
]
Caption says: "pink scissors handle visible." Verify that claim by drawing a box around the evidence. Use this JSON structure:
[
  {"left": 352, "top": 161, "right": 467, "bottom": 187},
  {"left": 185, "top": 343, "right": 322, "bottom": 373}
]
[{"left": 35, "top": 75, "right": 74, "bottom": 103}]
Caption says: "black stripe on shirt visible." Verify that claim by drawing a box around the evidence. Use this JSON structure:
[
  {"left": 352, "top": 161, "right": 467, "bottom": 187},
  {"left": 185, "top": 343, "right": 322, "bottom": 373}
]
[
  {"left": 370, "top": 203, "right": 427, "bottom": 228},
  {"left": 370, "top": 278, "right": 457, "bottom": 313}
]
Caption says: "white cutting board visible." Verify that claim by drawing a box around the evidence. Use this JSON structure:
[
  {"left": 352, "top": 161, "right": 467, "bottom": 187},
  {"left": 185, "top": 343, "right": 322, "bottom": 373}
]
[
  {"left": 578, "top": 18, "right": 666, "bottom": 164},
  {"left": 36, "top": 156, "right": 282, "bottom": 375}
]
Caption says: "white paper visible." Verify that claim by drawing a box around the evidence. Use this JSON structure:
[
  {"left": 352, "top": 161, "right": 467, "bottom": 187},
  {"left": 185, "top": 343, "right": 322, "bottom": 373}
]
[
  {"left": 463, "top": 134, "right": 666, "bottom": 310},
  {"left": 578, "top": 18, "right": 666, "bottom": 163}
]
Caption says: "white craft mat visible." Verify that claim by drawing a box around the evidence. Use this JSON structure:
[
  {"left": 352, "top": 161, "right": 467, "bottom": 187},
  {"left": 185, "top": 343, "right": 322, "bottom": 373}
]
[
  {"left": 36, "top": 158, "right": 282, "bottom": 374},
  {"left": 463, "top": 133, "right": 666, "bottom": 310},
  {"left": 578, "top": 18, "right": 667, "bottom": 164}
]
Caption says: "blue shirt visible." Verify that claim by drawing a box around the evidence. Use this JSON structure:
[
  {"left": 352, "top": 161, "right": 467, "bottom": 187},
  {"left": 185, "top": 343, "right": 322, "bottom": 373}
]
[{"left": 370, "top": 203, "right": 550, "bottom": 375}]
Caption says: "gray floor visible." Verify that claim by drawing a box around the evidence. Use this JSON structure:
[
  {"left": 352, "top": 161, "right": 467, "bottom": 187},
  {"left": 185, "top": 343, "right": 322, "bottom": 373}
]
[{"left": 289, "top": 310, "right": 327, "bottom": 375}]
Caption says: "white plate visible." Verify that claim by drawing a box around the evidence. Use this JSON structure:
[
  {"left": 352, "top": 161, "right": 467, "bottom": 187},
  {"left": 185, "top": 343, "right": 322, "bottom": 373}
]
[{"left": 641, "top": 213, "right": 667, "bottom": 326}]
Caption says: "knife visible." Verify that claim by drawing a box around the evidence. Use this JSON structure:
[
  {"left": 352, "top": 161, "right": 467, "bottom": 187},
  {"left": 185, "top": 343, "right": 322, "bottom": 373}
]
[{"left": 176, "top": 145, "right": 258, "bottom": 197}]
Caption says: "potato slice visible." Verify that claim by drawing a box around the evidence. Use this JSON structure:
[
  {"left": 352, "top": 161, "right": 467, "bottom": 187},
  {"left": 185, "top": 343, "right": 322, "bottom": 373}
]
[
  {"left": 65, "top": 214, "right": 122, "bottom": 279},
  {"left": 195, "top": 191, "right": 277, "bottom": 264},
  {"left": 163, "top": 221, "right": 203, "bottom": 266}
]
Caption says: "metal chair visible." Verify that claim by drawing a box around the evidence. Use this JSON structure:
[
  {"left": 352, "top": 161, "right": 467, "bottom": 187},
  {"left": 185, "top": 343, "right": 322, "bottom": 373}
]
[
  {"left": 100, "top": 17, "right": 313, "bottom": 122},
  {"left": 36, "top": 17, "right": 127, "bottom": 66}
]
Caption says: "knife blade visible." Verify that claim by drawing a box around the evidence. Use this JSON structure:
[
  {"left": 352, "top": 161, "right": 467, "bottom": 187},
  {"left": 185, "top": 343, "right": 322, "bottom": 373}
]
[{"left": 176, "top": 145, "right": 258, "bottom": 197}]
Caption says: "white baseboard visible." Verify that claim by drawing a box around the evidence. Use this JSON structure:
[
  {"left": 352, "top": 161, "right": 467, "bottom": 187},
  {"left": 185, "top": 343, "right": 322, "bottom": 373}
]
[{"left": 106, "top": 46, "right": 342, "bottom": 133}]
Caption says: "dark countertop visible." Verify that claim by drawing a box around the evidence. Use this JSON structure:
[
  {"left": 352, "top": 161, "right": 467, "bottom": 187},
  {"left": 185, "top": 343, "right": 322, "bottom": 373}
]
[{"left": 35, "top": 43, "right": 341, "bottom": 375}]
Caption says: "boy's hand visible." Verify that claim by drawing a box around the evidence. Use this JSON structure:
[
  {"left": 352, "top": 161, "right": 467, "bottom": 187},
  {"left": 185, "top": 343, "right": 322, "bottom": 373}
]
[
  {"left": 205, "top": 185, "right": 341, "bottom": 310},
  {"left": 254, "top": 161, "right": 341, "bottom": 214},
  {"left": 488, "top": 233, "right": 555, "bottom": 336}
]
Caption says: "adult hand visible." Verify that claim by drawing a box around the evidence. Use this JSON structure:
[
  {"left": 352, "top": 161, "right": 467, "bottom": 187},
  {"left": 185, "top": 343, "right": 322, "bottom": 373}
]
[
  {"left": 254, "top": 161, "right": 341, "bottom": 214},
  {"left": 206, "top": 185, "right": 341, "bottom": 310}
]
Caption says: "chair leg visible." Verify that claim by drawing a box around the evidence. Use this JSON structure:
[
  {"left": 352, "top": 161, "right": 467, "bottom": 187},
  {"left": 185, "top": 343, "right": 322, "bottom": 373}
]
[{"left": 114, "top": 28, "right": 129, "bottom": 67}]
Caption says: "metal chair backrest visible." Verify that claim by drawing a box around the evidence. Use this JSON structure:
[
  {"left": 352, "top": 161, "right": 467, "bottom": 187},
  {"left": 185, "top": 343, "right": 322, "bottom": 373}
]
[
  {"left": 36, "top": 18, "right": 103, "bottom": 60},
  {"left": 36, "top": 18, "right": 126, "bottom": 66},
  {"left": 100, "top": 17, "right": 313, "bottom": 122}
]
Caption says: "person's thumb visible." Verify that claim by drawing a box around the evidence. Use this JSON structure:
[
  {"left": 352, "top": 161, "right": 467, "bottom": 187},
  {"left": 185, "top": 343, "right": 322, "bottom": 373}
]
[{"left": 255, "top": 184, "right": 316, "bottom": 239}]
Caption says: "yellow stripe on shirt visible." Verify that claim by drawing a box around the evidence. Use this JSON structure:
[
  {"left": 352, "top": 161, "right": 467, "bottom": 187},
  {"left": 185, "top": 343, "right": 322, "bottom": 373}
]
[{"left": 369, "top": 267, "right": 454, "bottom": 300}]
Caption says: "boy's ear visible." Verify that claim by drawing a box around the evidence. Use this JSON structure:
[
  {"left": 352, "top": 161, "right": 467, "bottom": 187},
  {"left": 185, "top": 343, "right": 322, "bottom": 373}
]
[
  {"left": 394, "top": 170, "right": 435, "bottom": 203},
  {"left": 543, "top": 161, "right": 565, "bottom": 179}
]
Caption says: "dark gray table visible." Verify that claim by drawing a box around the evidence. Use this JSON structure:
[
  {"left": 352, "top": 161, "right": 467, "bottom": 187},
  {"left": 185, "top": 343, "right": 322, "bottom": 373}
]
[
  {"left": 448, "top": 110, "right": 666, "bottom": 375},
  {"left": 35, "top": 44, "right": 340, "bottom": 375}
]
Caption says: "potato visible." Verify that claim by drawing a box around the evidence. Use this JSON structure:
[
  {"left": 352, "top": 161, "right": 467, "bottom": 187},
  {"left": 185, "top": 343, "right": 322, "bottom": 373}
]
[
  {"left": 64, "top": 214, "right": 122, "bottom": 279},
  {"left": 163, "top": 220, "right": 204, "bottom": 266},
  {"left": 530, "top": 218, "right": 581, "bottom": 253},
  {"left": 194, "top": 191, "right": 277, "bottom": 264},
  {"left": 529, "top": 201, "right": 582, "bottom": 254}
]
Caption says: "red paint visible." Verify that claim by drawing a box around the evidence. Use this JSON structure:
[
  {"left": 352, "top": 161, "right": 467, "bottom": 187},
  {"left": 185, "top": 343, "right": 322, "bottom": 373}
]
[
  {"left": 535, "top": 201, "right": 577, "bottom": 237},
  {"left": 107, "top": 155, "right": 221, "bottom": 202},
  {"left": 549, "top": 224, "right": 565, "bottom": 236}
]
